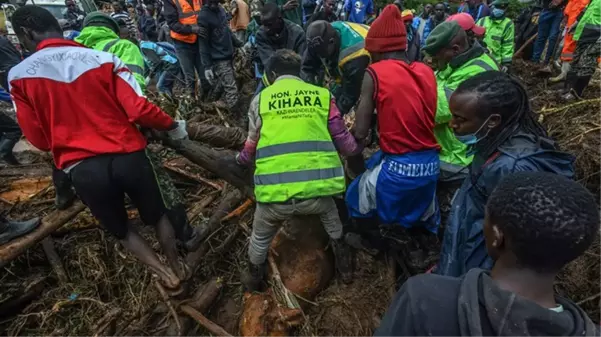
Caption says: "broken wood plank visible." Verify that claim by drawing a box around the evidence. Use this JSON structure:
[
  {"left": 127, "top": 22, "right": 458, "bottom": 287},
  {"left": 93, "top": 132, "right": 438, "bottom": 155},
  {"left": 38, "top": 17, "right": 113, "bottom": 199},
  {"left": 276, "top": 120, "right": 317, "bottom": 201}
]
[
  {"left": 186, "top": 123, "right": 246, "bottom": 149},
  {"left": 0, "top": 202, "right": 86, "bottom": 267},
  {"left": 180, "top": 305, "right": 232, "bottom": 337},
  {"left": 221, "top": 199, "right": 254, "bottom": 222},
  {"left": 163, "top": 163, "right": 224, "bottom": 191}
]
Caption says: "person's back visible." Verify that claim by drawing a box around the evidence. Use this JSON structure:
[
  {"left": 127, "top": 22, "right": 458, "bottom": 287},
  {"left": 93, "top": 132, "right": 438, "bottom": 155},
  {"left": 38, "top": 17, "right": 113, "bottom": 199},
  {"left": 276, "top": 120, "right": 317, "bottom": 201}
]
[
  {"left": 75, "top": 12, "right": 146, "bottom": 90},
  {"left": 377, "top": 171, "right": 599, "bottom": 336},
  {"left": 369, "top": 60, "right": 438, "bottom": 155},
  {"left": 9, "top": 39, "right": 170, "bottom": 170}
]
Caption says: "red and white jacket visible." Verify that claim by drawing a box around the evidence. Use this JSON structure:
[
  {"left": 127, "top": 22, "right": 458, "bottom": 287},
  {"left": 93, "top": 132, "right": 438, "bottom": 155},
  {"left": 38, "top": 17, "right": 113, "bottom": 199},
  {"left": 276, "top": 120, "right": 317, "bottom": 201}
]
[{"left": 8, "top": 39, "right": 174, "bottom": 169}]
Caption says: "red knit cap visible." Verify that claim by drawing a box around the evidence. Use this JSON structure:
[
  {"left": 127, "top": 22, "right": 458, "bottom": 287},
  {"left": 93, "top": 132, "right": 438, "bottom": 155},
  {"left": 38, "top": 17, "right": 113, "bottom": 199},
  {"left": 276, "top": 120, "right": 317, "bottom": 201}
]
[{"left": 365, "top": 4, "right": 408, "bottom": 53}]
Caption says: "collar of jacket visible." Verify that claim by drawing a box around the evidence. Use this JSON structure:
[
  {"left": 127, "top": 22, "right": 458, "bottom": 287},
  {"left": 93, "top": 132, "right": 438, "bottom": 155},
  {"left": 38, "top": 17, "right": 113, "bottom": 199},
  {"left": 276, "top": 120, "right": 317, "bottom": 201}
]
[
  {"left": 448, "top": 43, "right": 485, "bottom": 70},
  {"left": 36, "top": 38, "right": 83, "bottom": 52}
]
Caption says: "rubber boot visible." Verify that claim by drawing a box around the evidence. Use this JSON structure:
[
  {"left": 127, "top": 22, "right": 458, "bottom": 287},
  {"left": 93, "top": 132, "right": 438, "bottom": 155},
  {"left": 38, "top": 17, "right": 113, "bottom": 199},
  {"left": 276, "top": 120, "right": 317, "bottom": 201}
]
[
  {"left": 332, "top": 238, "right": 354, "bottom": 284},
  {"left": 0, "top": 137, "right": 20, "bottom": 166},
  {"left": 550, "top": 62, "right": 571, "bottom": 83},
  {"left": 52, "top": 166, "right": 75, "bottom": 210},
  {"left": 0, "top": 216, "right": 40, "bottom": 245},
  {"left": 241, "top": 260, "right": 266, "bottom": 292}
]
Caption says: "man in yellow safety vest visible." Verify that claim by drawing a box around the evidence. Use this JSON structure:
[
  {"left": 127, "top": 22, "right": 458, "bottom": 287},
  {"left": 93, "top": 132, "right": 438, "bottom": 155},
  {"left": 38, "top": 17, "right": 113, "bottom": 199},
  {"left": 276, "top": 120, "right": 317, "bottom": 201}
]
[{"left": 229, "top": 49, "right": 363, "bottom": 291}]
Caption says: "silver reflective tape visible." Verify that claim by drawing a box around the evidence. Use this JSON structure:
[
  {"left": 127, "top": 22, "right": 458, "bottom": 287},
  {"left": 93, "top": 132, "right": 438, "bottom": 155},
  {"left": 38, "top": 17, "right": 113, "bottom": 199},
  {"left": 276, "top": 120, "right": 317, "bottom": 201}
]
[
  {"left": 256, "top": 141, "right": 336, "bottom": 159},
  {"left": 254, "top": 167, "right": 344, "bottom": 185}
]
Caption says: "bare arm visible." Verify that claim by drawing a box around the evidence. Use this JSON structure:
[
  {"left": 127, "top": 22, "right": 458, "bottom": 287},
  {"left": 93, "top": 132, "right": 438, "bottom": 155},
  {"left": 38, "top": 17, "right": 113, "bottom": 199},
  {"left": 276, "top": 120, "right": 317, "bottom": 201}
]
[{"left": 351, "top": 69, "right": 375, "bottom": 141}]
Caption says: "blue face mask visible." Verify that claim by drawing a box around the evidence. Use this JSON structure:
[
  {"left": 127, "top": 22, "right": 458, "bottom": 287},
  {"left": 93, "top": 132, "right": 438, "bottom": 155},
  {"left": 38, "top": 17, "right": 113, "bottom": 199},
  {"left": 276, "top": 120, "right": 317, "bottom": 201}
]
[
  {"left": 454, "top": 114, "right": 499, "bottom": 146},
  {"left": 491, "top": 8, "right": 505, "bottom": 18}
]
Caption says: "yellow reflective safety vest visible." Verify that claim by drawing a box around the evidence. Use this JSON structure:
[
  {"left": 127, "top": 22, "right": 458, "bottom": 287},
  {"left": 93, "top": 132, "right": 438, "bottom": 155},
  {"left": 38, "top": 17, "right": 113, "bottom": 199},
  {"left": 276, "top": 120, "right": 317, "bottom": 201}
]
[{"left": 255, "top": 77, "right": 346, "bottom": 203}]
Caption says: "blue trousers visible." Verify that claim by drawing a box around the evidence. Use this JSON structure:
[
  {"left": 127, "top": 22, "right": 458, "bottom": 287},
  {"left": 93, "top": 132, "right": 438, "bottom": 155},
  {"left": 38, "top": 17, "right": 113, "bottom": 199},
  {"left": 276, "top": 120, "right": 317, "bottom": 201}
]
[
  {"left": 157, "top": 64, "right": 180, "bottom": 95},
  {"left": 531, "top": 9, "right": 564, "bottom": 64}
]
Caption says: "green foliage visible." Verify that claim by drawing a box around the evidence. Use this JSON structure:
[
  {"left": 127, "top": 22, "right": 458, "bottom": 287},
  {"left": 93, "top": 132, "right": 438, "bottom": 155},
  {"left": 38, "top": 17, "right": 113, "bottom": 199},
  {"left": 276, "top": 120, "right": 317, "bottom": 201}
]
[{"left": 506, "top": 0, "right": 528, "bottom": 19}]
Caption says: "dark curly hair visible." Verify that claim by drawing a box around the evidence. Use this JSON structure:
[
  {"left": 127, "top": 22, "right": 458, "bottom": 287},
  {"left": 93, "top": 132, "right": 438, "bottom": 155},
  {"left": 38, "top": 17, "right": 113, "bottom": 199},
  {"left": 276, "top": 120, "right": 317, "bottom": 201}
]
[
  {"left": 11, "top": 5, "right": 62, "bottom": 35},
  {"left": 454, "top": 71, "right": 549, "bottom": 159},
  {"left": 265, "top": 49, "right": 301, "bottom": 78},
  {"left": 486, "top": 171, "right": 599, "bottom": 273}
]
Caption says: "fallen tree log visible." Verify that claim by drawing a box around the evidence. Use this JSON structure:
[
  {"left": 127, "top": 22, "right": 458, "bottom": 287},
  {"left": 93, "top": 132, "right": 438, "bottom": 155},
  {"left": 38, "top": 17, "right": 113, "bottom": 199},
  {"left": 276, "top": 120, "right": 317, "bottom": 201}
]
[
  {"left": 186, "top": 123, "right": 247, "bottom": 150},
  {"left": 163, "top": 139, "right": 253, "bottom": 196},
  {"left": 0, "top": 202, "right": 86, "bottom": 267}
]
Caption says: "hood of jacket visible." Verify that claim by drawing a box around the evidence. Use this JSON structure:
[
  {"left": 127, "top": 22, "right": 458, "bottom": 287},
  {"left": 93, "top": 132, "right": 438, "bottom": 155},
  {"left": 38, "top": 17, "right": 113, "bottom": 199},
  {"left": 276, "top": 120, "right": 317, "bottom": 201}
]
[
  {"left": 75, "top": 26, "right": 119, "bottom": 49},
  {"left": 458, "top": 269, "right": 598, "bottom": 336}
]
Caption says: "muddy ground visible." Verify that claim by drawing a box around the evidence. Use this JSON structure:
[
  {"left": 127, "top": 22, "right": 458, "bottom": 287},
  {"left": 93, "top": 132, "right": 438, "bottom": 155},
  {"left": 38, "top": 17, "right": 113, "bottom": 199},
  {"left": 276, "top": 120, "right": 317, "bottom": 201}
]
[{"left": 0, "top": 60, "right": 599, "bottom": 335}]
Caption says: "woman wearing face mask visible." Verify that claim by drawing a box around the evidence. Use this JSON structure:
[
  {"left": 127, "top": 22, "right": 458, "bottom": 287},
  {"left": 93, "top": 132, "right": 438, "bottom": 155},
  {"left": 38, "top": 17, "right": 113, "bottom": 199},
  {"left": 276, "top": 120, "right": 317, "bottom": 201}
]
[
  {"left": 435, "top": 71, "right": 575, "bottom": 277},
  {"left": 476, "top": 0, "right": 514, "bottom": 71}
]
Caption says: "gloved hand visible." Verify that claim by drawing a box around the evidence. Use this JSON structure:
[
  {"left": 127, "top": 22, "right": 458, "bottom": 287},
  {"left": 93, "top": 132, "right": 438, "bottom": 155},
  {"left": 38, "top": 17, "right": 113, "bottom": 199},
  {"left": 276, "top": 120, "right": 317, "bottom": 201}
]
[
  {"left": 204, "top": 69, "right": 215, "bottom": 85},
  {"left": 166, "top": 120, "right": 189, "bottom": 140}
]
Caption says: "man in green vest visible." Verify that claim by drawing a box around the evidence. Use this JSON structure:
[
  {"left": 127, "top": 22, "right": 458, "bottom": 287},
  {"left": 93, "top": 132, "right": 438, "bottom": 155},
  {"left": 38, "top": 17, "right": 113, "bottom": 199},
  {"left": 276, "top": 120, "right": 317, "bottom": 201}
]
[
  {"left": 423, "top": 21, "right": 499, "bottom": 181},
  {"left": 477, "top": 0, "right": 514, "bottom": 70},
  {"left": 301, "top": 20, "right": 371, "bottom": 115},
  {"left": 75, "top": 12, "right": 146, "bottom": 90},
  {"left": 232, "top": 49, "right": 363, "bottom": 291},
  {"left": 562, "top": 0, "right": 600, "bottom": 100}
]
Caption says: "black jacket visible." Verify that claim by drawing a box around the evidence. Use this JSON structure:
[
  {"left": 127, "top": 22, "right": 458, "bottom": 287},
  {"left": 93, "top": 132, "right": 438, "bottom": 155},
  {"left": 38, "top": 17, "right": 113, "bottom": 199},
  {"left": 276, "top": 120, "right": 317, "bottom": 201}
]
[
  {"left": 300, "top": 46, "right": 369, "bottom": 115},
  {"left": 198, "top": 6, "right": 236, "bottom": 67},
  {"left": 375, "top": 269, "right": 599, "bottom": 336},
  {"left": 163, "top": 0, "right": 195, "bottom": 36},
  {"left": 255, "top": 19, "right": 306, "bottom": 73},
  {"left": 0, "top": 36, "right": 21, "bottom": 90}
]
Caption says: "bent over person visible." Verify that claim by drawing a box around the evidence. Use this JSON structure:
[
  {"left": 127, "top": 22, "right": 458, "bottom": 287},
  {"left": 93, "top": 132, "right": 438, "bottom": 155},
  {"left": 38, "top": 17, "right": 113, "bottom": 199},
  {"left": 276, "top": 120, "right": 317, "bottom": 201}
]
[
  {"left": 9, "top": 5, "right": 190, "bottom": 294},
  {"left": 231, "top": 49, "right": 363, "bottom": 291}
]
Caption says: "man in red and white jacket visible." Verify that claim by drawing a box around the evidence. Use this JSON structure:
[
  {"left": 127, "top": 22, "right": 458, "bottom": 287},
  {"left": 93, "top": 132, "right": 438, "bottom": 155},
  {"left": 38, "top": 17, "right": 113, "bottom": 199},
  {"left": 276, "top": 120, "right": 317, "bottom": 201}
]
[{"left": 8, "top": 5, "right": 188, "bottom": 293}]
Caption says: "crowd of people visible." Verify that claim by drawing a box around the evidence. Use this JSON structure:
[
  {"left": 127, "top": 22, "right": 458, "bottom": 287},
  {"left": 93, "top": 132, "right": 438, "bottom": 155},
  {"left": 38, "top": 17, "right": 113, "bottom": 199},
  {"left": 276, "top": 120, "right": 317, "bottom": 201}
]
[{"left": 0, "top": 0, "right": 599, "bottom": 333}]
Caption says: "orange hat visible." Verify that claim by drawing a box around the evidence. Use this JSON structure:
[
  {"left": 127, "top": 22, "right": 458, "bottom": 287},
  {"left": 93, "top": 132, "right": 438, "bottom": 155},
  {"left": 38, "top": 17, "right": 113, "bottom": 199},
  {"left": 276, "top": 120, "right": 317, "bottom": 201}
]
[{"left": 365, "top": 4, "right": 408, "bottom": 53}]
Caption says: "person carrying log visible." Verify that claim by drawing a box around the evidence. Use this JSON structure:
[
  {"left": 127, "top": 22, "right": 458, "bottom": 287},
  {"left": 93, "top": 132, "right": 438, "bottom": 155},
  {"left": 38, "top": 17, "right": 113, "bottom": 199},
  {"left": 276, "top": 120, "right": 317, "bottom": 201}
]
[
  {"left": 8, "top": 5, "right": 191, "bottom": 294},
  {"left": 422, "top": 21, "right": 498, "bottom": 182},
  {"left": 376, "top": 172, "right": 599, "bottom": 336},
  {"left": 346, "top": 2, "right": 441, "bottom": 240},
  {"left": 434, "top": 71, "right": 575, "bottom": 277},
  {"left": 301, "top": 20, "right": 370, "bottom": 116},
  {"left": 227, "top": 49, "right": 363, "bottom": 290}
]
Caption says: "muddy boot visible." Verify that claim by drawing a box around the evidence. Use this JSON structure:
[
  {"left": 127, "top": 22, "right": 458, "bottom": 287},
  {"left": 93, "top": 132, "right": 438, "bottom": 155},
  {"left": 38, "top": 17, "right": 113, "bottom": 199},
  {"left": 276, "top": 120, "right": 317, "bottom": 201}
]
[
  {"left": 332, "top": 238, "right": 353, "bottom": 284},
  {"left": 241, "top": 261, "right": 266, "bottom": 292},
  {"left": 0, "top": 216, "right": 40, "bottom": 245},
  {"left": 52, "top": 167, "right": 75, "bottom": 210},
  {"left": 550, "top": 62, "right": 571, "bottom": 82},
  {"left": 0, "top": 137, "right": 20, "bottom": 166}
]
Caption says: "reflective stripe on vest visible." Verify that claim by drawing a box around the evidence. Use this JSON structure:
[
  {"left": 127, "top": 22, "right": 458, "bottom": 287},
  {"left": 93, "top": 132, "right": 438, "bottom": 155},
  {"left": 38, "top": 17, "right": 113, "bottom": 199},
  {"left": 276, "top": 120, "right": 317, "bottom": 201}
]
[
  {"left": 102, "top": 39, "right": 144, "bottom": 76},
  {"left": 254, "top": 77, "right": 345, "bottom": 203},
  {"left": 170, "top": 0, "right": 202, "bottom": 43}
]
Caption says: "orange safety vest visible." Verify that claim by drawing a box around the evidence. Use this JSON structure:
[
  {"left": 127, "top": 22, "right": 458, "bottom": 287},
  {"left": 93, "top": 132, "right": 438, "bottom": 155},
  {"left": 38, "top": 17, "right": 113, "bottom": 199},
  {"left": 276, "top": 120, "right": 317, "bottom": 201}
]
[
  {"left": 170, "top": 0, "right": 202, "bottom": 43},
  {"left": 229, "top": 0, "right": 250, "bottom": 31},
  {"left": 561, "top": 0, "right": 590, "bottom": 61}
]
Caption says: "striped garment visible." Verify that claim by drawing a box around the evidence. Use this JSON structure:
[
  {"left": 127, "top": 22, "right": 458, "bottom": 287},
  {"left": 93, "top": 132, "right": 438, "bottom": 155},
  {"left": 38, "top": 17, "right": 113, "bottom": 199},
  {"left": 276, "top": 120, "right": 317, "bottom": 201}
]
[{"left": 111, "top": 11, "right": 140, "bottom": 39}]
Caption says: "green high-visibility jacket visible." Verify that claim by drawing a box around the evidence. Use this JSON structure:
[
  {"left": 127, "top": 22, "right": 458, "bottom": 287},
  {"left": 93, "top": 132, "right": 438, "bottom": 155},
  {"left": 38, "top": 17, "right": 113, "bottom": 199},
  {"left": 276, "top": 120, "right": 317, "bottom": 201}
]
[
  {"left": 255, "top": 77, "right": 346, "bottom": 203},
  {"left": 477, "top": 16, "right": 515, "bottom": 65},
  {"left": 574, "top": 0, "right": 601, "bottom": 42},
  {"left": 75, "top": 26, "right": 146, "bottom": 91},
  {"left": 435, "top": 48, "right": 499, "bottom": 168}
]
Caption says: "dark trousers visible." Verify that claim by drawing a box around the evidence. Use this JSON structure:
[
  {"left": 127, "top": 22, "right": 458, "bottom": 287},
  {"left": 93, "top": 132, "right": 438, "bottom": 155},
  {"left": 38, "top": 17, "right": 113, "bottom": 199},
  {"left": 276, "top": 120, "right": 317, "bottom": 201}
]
[
  {"left": 0, "top": 113, "right": 21, "bottom": 141},
  {"left": 173, "top": 39, "right": 209, "bottom": 95},
  {"left": 531, "top": 9, "right": 564, "bottom": 64}
]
